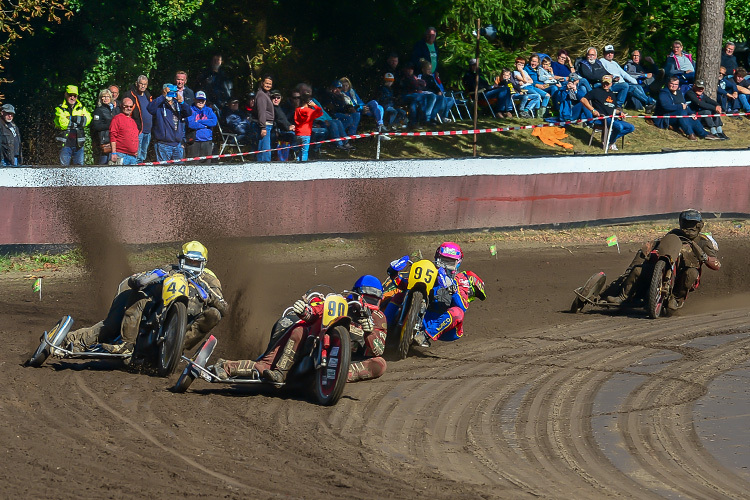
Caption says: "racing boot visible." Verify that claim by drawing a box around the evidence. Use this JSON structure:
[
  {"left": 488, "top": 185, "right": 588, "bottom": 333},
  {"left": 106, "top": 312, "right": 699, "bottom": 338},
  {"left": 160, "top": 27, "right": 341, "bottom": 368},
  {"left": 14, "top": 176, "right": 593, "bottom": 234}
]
[
  {"left": 208, "top": 359, "right": 229, "bottom": 380},
  {"left": 667, "top": 296, "right": 684, "bottom": 310},
  {"left": 605, "top": 293, "right": 625, "bottom": 305},
  {"left": 262, "top": 342, "right": 297, "bottom": 384},
  {"left": 413, "top": 331, "right": 432, "bottom": 348},
  {"left": 100, "top": 341, "right": 134, "bottom": 357}
]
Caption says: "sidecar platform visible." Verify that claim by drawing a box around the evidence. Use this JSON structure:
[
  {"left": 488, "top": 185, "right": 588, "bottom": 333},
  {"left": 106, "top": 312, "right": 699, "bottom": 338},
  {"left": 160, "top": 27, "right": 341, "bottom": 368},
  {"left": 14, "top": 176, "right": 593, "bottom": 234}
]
[{"left": 179, "top": 355, "right": 285, "bottom": 388}]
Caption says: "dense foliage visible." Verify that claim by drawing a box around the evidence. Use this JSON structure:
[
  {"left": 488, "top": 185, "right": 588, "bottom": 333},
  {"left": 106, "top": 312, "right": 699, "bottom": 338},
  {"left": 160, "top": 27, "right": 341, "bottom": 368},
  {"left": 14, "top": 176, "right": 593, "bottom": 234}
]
[{"left": 0, "top": 0, "right": 743, "bottom": 161}]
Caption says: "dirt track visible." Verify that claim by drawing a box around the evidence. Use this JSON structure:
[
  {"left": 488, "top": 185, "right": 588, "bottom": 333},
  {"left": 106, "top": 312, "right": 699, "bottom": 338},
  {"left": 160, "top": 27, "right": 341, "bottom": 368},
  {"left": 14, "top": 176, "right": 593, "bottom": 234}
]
[{"left": 2, "top": 237, "right": 749, "bottom": 499}]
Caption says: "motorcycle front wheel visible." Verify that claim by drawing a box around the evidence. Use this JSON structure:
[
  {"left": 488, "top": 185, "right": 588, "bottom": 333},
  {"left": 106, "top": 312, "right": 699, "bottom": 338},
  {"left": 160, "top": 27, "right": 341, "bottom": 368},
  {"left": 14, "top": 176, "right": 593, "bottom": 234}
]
[
  {"left": 398, "top": 290, "right": 424, "bottom": 360},
  {"left": 647, "top": 260, "right": 667, "bottom": 319},
  {"left": 157, "top": 302, "right": 188, "bottom": 376},
  {"left": 313, "top": 325, "right": 351, "bottom": 406}
]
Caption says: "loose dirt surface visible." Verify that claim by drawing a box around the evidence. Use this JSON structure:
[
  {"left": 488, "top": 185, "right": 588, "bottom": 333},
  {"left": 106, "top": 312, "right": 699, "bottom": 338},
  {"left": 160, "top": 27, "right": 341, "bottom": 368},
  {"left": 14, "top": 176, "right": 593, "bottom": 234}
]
[{"left": 2, "top": 233, "right": 749, "bottom": 499}]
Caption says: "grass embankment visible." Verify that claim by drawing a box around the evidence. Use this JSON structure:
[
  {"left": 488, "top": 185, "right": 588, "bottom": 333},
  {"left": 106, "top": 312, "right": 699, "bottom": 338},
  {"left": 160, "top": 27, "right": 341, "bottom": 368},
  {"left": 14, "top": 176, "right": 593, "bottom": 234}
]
[
  {"left": 340, "top": 114, "right": 750, "bottom": 160},
  {"left": 2, "top": 219, "right": 747, "bottom": 273}
]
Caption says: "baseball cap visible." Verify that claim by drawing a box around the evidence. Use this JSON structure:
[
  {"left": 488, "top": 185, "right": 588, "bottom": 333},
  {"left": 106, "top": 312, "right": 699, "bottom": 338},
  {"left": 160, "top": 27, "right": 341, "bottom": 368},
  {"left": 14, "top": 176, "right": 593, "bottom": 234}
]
[
  {"left": 604, "top": 45, "right": 615, "bottom": 53},
  {"left": 269, "top": 90, "right": 282, "bottom": 98},
  {"left": 601, "top": 74, "right": 613, "bottom": 83},
  {"left": 1, "top": 104, "right": 15, "bottom": 114},
  {"left": 66, "top": 85, "right": 79, "bottom": 95},
  {"left": 384, "top": 73, "right": 395, "bottom": 82},
  {"left": 694, "top": 79, "right": 706, "bottom": 88},
  {"left": 469, "top": 58, "right": 477, "bottom": 65},
  {"left": 331, "top": 80, "right": 343, "bottom": 88},
  {"left": 195, "top": 90, "right": 207, "bottom": 100}
]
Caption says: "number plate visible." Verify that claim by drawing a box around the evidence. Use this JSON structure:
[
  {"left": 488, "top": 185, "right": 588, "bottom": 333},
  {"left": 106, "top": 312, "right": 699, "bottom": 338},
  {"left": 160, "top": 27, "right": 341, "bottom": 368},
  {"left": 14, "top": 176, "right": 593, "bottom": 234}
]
[
  {"left": 408, "top": 260, "right": 438, "bottom": 293},
  {"left": 323, "top": 294, "right": 347, "bottom": 327},
  {"left": 163, "top": 274, "right": 188, "bottom": 306}
]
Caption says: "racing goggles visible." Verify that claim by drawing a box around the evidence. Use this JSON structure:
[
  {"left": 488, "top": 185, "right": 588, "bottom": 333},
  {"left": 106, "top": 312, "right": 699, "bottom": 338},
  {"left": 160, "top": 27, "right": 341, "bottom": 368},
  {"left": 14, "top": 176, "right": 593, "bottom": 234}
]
[
  {"left": 435, "top": 256, "right": 461, "bottom": 272},
  {"left": 179, "top": 254, "right": 206, "bottom": 277},
  {"left": 361, "top": 293, "right": 381, "bottom": 309}
]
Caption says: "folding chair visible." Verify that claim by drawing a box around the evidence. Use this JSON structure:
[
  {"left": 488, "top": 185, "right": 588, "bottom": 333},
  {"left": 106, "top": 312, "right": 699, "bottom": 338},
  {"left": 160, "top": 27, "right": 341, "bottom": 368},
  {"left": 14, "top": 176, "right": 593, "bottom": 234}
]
[
  {"left": 476, "top": 89, "right": 496, "bottom": 118},
  {"left": 588, "top": 119, "right": 625, "bottom": 151},
  {"left": 216, "top": 121, "right": 242, "bottom": 155},
  {"left": 446, "top": 91, "right": 471, "bottom": 120}
]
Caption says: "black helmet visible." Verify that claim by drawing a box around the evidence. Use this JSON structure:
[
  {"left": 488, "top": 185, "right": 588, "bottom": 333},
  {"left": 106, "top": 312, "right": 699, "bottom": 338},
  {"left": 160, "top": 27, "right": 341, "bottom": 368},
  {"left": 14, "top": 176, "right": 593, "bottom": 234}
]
[{"left": 679, "top": 209, "right": 703, "bottom": 228}]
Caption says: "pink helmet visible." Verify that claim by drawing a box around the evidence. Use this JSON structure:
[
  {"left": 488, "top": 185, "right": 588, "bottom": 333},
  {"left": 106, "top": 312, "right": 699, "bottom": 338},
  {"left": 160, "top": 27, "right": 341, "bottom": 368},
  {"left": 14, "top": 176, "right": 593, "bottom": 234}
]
[{"left": 434, "top": 242, "right": 463, "bottom": 272}]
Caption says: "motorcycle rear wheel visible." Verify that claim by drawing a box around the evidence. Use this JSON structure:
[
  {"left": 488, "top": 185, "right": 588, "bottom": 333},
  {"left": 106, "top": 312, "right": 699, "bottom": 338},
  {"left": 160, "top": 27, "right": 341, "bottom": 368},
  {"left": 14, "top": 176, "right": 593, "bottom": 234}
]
[
  {"left": 648, "top": 260, "right": 667, "bottom": 319},
  {"left": 314, "top": 325, "right": 351, "bottom": 406},
  {"left": 157, "top": 302, "right": 188, "bottom": 376},
  {"left": 398, "top": 290, "right": 424, "bottom": 360},
  {"left": 27, "top": 316, "right": 73, "bottom": 367}
]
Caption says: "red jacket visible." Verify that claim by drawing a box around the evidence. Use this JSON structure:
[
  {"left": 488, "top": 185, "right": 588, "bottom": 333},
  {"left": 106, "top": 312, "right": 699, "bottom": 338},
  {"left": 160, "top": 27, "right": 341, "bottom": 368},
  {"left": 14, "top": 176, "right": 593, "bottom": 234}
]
[{"left": 294, "top": 104, "right": 323, "bottom": 136}]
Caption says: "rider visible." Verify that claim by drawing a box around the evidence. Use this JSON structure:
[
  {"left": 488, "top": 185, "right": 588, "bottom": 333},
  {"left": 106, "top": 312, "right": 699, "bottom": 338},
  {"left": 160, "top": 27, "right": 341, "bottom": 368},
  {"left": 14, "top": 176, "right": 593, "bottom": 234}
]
[
  {"left": 61, "top": 241, "right": 227, "bottom": 356},
  {"left": 209, "top": 276, "right": 388, "bottom": 383},
  {"left": 347, "top": 275, "right": 388, "bottom": 383},
  {"left": 603, "top": 209, "right": 720, "bottom": 309}
]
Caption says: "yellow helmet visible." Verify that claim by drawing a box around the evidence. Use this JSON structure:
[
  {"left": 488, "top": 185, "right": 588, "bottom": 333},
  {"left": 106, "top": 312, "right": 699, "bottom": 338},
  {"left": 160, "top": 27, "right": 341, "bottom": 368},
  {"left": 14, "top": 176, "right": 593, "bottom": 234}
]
[{"left": 178, "top": 241, "right": 208, "bottom": 277}]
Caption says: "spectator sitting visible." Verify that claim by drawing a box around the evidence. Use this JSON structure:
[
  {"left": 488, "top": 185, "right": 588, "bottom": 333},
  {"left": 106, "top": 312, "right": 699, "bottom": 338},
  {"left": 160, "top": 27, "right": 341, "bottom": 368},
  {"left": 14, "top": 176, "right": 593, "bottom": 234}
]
[
  {"left": 125, "top": 75, "right": 153, "bottom": 163},
  {"left": 728, "top": 67, "right": 750, "bottom": 114},
  {"left": 108, "top": 97, "right": 140, "bottom": 165},
  {"left": 664, "top": 40, "right": 695, "bottom": 84},
  {"left": 306, "top": 83, "right": 351, "bottom": 151},
  {"left": 685, "top": 80, "right": 728, "bottom": 139},
  {"left": 339, "top": 76, "right": 389, "bottom": 132},
  {"left": 526, "top": 54, "right": 558, "bottom": 107},
  {"left": 223, "top": 98, "right": 250, "bottom": 145},
  {"left": 91, "top": 88, "right": 119, "bottom": 165},
  {"left": 498, "top": 68, "right": 541, "bottom": 117},
  {"left": 383, "top": 52, "right": 400, "bottom": 80},
  {"left": 624, "top": 49, "right": 664, "bottom": 97},
  {"left": 418, "top": 60, "right": 455, "bottom": 124},
  {"left": 580, "top": 74, "right": 634, "bottom": 151},
  {"left": 270, "top": 89, "right": 295, "bottom": 161},
  {"left": 551, "top": 49, "right": 574, "bottom": 78},
  {"left": 324, "top": 80, "right": 361, "bottom": 137},
  {"left": 720, "top": 42, "right": 738, "bottom": 77},
  {"left": 653, "top": 76, "right": 718, "bottom": 141},
  {"left": 0, "top": 104, "right": 22, "bottom": 166},
  {"left": 196, "top": 54, "right": 233, "bottom": 108},
  {"left": 716, "top": 66, "right": 735, "bottom": 112},
  {"left": 462, "top": 58, "right": 513, "bottom": 118},
  {"left": 378, "top": 73, "right": 407, "bottom": 129},
  {"left": 537, "top": 56, "right": 564, "bottom": 100},
  {"left": 600, "top": 44, "right": 655, "bottom": 111},
  {"left": 186, "top": 90, "right": 218, "bottom": 163},
  {"left": 293, "top": 94, "right": 323, "bottom": 161},
  {"left": 514, "top": 56, "right": 550, "bottom": 116},
  {"left": 412, "top": 27, "right": 439, "bottom": 72},
  {"left": 399, "top": 63, "right": 436, "bottom": 128},
  {"left": 146, "top": 83, "right": 192, "bottom": 161},
  {"left": 175, "top": 70, "right": 196, "bottom": 106},
  {"left": 553, "top": 73, "right": 593, "bottom": 122}
]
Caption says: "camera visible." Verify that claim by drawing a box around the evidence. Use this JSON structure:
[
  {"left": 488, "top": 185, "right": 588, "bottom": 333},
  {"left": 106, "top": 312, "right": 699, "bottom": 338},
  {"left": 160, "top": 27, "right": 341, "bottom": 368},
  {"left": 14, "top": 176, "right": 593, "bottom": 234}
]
[{"left": 166, "top": 84, "right": 178, "bottom": 98}]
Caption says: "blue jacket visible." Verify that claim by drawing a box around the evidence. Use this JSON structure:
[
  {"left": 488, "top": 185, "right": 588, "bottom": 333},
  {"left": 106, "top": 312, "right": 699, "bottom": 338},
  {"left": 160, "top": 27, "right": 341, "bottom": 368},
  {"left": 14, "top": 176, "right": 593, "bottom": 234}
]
[
  {"left": 187, "top": 105, "right": 218, "bottom": 142},
  {"left": 147, "top": 95, "right": 191, "bottom": 146},
  {"left": 654, "top": 88, "right": 687, "bottom": 128}
]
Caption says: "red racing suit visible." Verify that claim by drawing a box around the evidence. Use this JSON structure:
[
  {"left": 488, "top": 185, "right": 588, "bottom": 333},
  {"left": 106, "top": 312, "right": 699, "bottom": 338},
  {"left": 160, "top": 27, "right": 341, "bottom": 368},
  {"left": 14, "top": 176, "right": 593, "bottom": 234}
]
[{"left": 348, "top": 309, "right": 388, "bottom": 383}]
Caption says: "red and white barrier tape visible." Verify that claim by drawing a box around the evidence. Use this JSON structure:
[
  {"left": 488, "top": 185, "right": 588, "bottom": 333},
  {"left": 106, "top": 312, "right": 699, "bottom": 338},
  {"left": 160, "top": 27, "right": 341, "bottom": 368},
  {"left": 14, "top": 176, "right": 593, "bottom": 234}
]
[{"left": 137, "top": 111, "right": 748, "bottom": 166}]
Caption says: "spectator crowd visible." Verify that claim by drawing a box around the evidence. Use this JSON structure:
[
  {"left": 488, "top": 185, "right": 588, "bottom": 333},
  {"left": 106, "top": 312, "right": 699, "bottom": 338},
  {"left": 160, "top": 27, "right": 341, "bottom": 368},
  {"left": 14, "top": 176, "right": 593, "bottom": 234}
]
[{"left": 1, "top": 33, "right": 749, "bottom": 166}]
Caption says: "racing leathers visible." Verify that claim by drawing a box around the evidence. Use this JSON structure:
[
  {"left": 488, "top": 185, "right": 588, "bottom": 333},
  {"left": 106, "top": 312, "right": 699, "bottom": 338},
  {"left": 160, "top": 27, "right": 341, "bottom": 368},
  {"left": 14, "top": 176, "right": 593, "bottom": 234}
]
[
  {"left": 347, "top": 308, "right": 388, "bottom": 383},
  {"left": 603, "top": 228, "right": 720, "bottom": 307},
  {"left": 63, "top": 265, "right": 227, "bottom": 353}
]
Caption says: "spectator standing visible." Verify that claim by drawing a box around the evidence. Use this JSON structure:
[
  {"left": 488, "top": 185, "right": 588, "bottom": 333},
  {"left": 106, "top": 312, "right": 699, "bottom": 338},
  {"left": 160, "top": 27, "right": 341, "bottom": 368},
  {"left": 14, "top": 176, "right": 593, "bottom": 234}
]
[
  {"left": 254, "top": 75, "right": 275, "bottom": 162},
  {"left": 580, "top": 75, "right": 635, "bottom": 151},
  {"left": 294, "top": 96, "right": 323, "bottom": 161},
  {"left": 108, "top": 84, "right": 121, "bottom": 110},
  {"left": 196, "top": 54, "right": 233, "bottom": 107},
  {"left": 599, "top": 45, "right": 655, "bottom": 111},
  {"left": 109, "top": 97, "right": 141, "bottom": 165},
  {"left": 720, "top": 43, "right": 738, "bottom": 76},
  {"left": 685, "top": 80, "right": 728, "bottom": 139},
  {"left": 664, "top": 40, "right": 695, "bottom": 84},
  {"left": 462, "top": 58, "right": 513, "bottom": 118},
  {"left": 654, "top": 77, "right": 718, "bottom": 140},
  {"left": 412, "top": 27, "right": 438, "bottom": 72},
  {"left": 125, "top": 75, "right": 153, "bottom": 163},
  {"left": 175, "top": 71, "right": 195, "bottom": 106},
  {"left": 0, "top": 104, "right": 22, "bottom": 166},
  {"left": 54, "top": 84, "right": 92, "bottom": 166},
  {"left": 270, "top": 90, "right": 295, "bottom": 161},
  {"left": 186, "top": 90, "right": 218, "bottom": 163},
  {"left": 147, "top": 83, "right": 191, "bottom": 162},
  {"left": 91, "top": 88, "right": 118, "bottom": 165}
]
